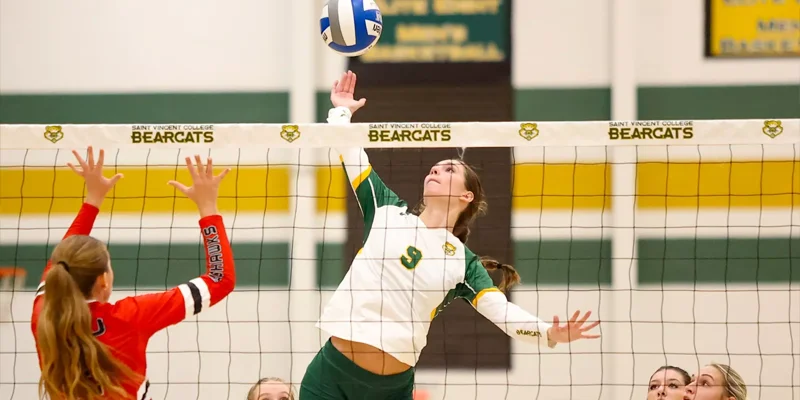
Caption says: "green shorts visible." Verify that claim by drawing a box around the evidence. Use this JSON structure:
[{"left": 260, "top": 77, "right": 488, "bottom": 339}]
[{"left": 299, "top": 339, "right": 415, "bottom": 400}]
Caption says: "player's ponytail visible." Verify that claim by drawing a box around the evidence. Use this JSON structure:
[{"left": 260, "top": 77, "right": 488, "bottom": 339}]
[
  {"left": 37, "top": 235, "right": 137, "bottom": 400},
  {"left": 478, "top": 257, "right": 521, "bottom": 292}
]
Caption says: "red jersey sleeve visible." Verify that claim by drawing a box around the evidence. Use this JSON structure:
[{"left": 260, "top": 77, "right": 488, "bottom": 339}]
[
  {"left": 110, "top": 214, "right": 236, "bottom": 337},
  {"left": 32, "top": 203, "right": 100, "bottom": 320}
]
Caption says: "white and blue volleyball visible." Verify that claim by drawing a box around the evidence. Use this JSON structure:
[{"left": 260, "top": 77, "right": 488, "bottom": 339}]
[{"left": 320, "top": 0, "right": 383, "bottom": 57}]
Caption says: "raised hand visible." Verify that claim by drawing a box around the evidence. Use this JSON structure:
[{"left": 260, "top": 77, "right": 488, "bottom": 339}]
[
  {"left": 546, "top": 310, "right": 600, "bottom": 347},
  {"left": 67, "top": 146, "right": 123, "bottom": 208},
  {"left": 168, "top": 155, "right": 230, "bottom": 218},
  {"left": 331, "top": 70, "right": 367, "bottom": 114}
]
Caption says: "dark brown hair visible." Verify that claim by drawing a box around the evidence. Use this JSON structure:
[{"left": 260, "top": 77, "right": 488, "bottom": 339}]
[
  {"left": 650, "top": 365, "right": 691, "bottom": 385},
  {"left": 413, "top": 159, "right": 521, "bottom": 291},
  {"left": 37, "top": 235, "right": 138, "bottom": 400},
  {"left": 247, "top": 377, "right": 296, "bottom": 400}
]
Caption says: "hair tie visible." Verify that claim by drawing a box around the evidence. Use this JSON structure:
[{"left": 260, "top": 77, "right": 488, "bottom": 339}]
[{"left": 57, "top": 261, "right": 70, "bottom": 272}]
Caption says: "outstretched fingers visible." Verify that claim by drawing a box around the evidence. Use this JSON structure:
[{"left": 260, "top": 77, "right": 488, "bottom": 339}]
[
  {"left": 177, "top": 155, "right": 229, "bottom": 186},
  {"left": 96, "top": 148, "right": 105, "bottom": 169},
  {"left": 217, "top": 167, "right": 231, "bottom": 182},
  {"left": 184, "top": 156, "right": 199, "bottom": 180},
  {"left": 569, "top": 310, "right": 580, "bottom": 324},
  {"left": 67, "top": 162, "right": 81, "bottom": 176},
  {"left": 204, "top": 157, "right": 214, "bottom": 178},
  {"left": 347, "top": 71, "right": 357, "bottom": 93},
  {"left": 336, "top": 73, "right": 347, "bottom": 94},
  {"left": 168, "top": 179, "right": 189, "bottom": 196},
  {"left": 581, "top": 320, "right": 601, "bottom": 339},
  {"left": 69, "top": 149, "right": 89, "bottom": 173},
  {"left": 194, "top": 155, "right": 205, "bottom": 178},
  {"left": 86, "top": 146, "right": 95, "bottom": 168},
  {"left": 108, "top": 173, "right": 124, "bottom": 186},
  {"left": 548, "top": 310, "right": 602, "bottom": 343},
  {"left": 572, "top": 311, "right": 600, "bottom": 339},
  {"left": 576, "top": 310, "right": 591, "bottom": 326}
]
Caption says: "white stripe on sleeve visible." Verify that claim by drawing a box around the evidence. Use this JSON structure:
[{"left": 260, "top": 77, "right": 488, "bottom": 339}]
[{"left": 189, "top": 277, "right": 212, "bottom": 311}]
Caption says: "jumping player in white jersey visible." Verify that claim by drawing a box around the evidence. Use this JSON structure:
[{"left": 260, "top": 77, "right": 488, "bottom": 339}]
[{"left": 299, "top": 71, "right": 601, "bottom": 400}]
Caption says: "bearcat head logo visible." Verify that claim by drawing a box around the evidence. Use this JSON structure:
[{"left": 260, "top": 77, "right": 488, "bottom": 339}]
[
  {"left": 280, "top": 125, "right": 300, "bottom": 143},
  {"left": 762, "top": 120, "right": 783, "bottom": 139},
  {"left": 442, "top": 242, "right": 456, "bottom": 256},
  {"left": 44, "top": 126, "right": 64, "bottom": 143},
  {"left": 519, "top": 123, "right": 539, "bottom": 141}
]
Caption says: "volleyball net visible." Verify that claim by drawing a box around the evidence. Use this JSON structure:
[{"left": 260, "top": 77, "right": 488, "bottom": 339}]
[{"left": 0, "top": 119, "right": 798, "bottom": 400}]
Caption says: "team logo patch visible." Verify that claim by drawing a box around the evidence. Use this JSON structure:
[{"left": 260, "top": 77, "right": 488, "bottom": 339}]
[
  {"left": 762, "top": 120, "right": 783, "bottom": 139},
  {"left": 44, "top": 125, "right": 64, "bottom": 143},
  {"left": 443, "top": 242, "right": 456, "bottom": 256},
  {"left": 519, "top": 123, "right": 539, "bottom": 141},
  {"left": 280, "top": 125, "right": 301, "bottom": 143}
]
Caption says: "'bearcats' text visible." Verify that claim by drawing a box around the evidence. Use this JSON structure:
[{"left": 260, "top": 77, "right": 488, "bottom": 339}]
[
  {"left": 369, "top": 129, "right": 451, "bottom": 142},
  {"left": 131, "top": 131, "right": 214, "bottom": 144},
  {"left": 608, "top": 127, "right": 693, "bottom": 140}
]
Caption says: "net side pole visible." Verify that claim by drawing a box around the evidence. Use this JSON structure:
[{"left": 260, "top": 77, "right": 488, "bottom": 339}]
[
  {"left": 609, "top": 0, "right": 637, "bottom": 397},
  {"left": 288, "top": 0, "right": 319, "bottom": 386}
]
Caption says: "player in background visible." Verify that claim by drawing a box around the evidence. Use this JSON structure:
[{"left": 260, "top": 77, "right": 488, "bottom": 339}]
[
  {"left": 683, "top": 363, "right": 748, "bottom": 400},
  {"left": 32, "top": 147, "right": 235, "bottom": 400},
  {"left": 247, "top": 377, "right": 296, "bottom": 400},
  {"left": 299, "top": 71, "right": 601, "bottom": 400},
  {"left": 647, "top": 365, "right": 691, "bottom": 400}
]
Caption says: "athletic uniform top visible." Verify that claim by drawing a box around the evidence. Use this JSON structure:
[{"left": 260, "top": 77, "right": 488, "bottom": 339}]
[
  {"left": 31, "top": 203, "right": 236, "bottom": 400},
  {"left": 317, "top": 106, "right": 553, "bottom": 367}
]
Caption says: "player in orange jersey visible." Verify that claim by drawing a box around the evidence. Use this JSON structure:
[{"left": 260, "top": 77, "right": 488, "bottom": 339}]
[{"left": 31, "top": 147, "right": 235, "bottom": 400}]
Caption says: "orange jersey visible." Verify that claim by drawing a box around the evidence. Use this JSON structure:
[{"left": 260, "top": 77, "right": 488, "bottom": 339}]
[{"left": 31, "top": 203, "right": 236, "bottom": 399}]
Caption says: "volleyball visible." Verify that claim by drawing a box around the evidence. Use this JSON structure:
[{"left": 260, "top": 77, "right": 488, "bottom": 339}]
[{"left": 320, "top": 0, "right": 383, "bottom": 57}]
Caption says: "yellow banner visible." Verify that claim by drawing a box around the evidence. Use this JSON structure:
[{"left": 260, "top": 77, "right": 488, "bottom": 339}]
[{"left": 708, "top": 0, "right": 800, "bottom": 57}]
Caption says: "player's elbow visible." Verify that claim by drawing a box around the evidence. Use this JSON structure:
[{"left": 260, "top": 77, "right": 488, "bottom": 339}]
[
  {"left": 217, "top": 271, "right": 236, "bottom": 300},
  {"left": 206, "top": 261, "right": 236, "bottom": 305},
  {"left": 222, "top": 274, "right": 236, "bottom": 298}
]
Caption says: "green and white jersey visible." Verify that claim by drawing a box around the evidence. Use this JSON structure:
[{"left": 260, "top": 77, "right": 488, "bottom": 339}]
[{"left": 317, "top": 107, "right": 552, "bottom": 367}]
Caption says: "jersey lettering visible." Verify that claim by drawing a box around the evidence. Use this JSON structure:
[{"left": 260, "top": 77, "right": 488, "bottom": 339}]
[
  {"left": 400, "top": 246, "right": 423, "bottom": 270},
  {"left": 515, "top": 328, "right": 542, "bottom": 337},
  {"left": 92, "top": 318, "right": 106, "bottom": 337},
  {"left": 203, "top": 225, "right": 224, "bottom": 283}
]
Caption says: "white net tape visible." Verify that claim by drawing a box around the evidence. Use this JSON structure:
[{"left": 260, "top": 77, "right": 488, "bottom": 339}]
[{"left": 0, "top": 119, "right": 798, "bottom": 400}]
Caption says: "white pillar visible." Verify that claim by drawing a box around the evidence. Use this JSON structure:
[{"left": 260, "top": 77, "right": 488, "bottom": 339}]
[
  {"left": 288, "top": 0, "right": 319, "bottom": 387},
  {"left": 610, "top": 0, "right": 637, "bottom": 122},
  {"left": 608, "top": 0, "right": 637, "bottom": 398},
  {"left": 291, "top": 0, "right": 317, "bottom": 125}
]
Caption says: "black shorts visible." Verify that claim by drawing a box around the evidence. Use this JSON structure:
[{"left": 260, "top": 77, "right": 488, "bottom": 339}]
[{"left": 299, "top": 339, "right": 415, "bottom": 400}]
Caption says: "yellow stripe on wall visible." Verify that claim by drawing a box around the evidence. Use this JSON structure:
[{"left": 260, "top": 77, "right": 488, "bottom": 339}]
[
  {"left": 0, "top": 166, "right": 291, "bottom": 214},
  {"left": 316, "top": 167, "right": 347, "bottom": 213},
  {"left": 637, "top": 160, "right": 800, "bottom": 208},
  {"left": 512, "top": 163, "right": 612, "bottom": 210}
]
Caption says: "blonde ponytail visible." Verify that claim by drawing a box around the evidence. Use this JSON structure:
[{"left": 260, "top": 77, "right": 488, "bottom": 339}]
[{"left": 37, "top": 235, "right": 138, "bottom": 400}]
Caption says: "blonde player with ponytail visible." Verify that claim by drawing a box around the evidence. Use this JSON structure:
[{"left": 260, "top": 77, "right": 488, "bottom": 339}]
[
  {"left": 299, "top": 71, "right": 602, "bottom": 400},
  {"left": 33, "top": 147, "right": 236, "bottom": 400},
  {"left": 684, "top": 363, "right": 748, "bottom": 400}
]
